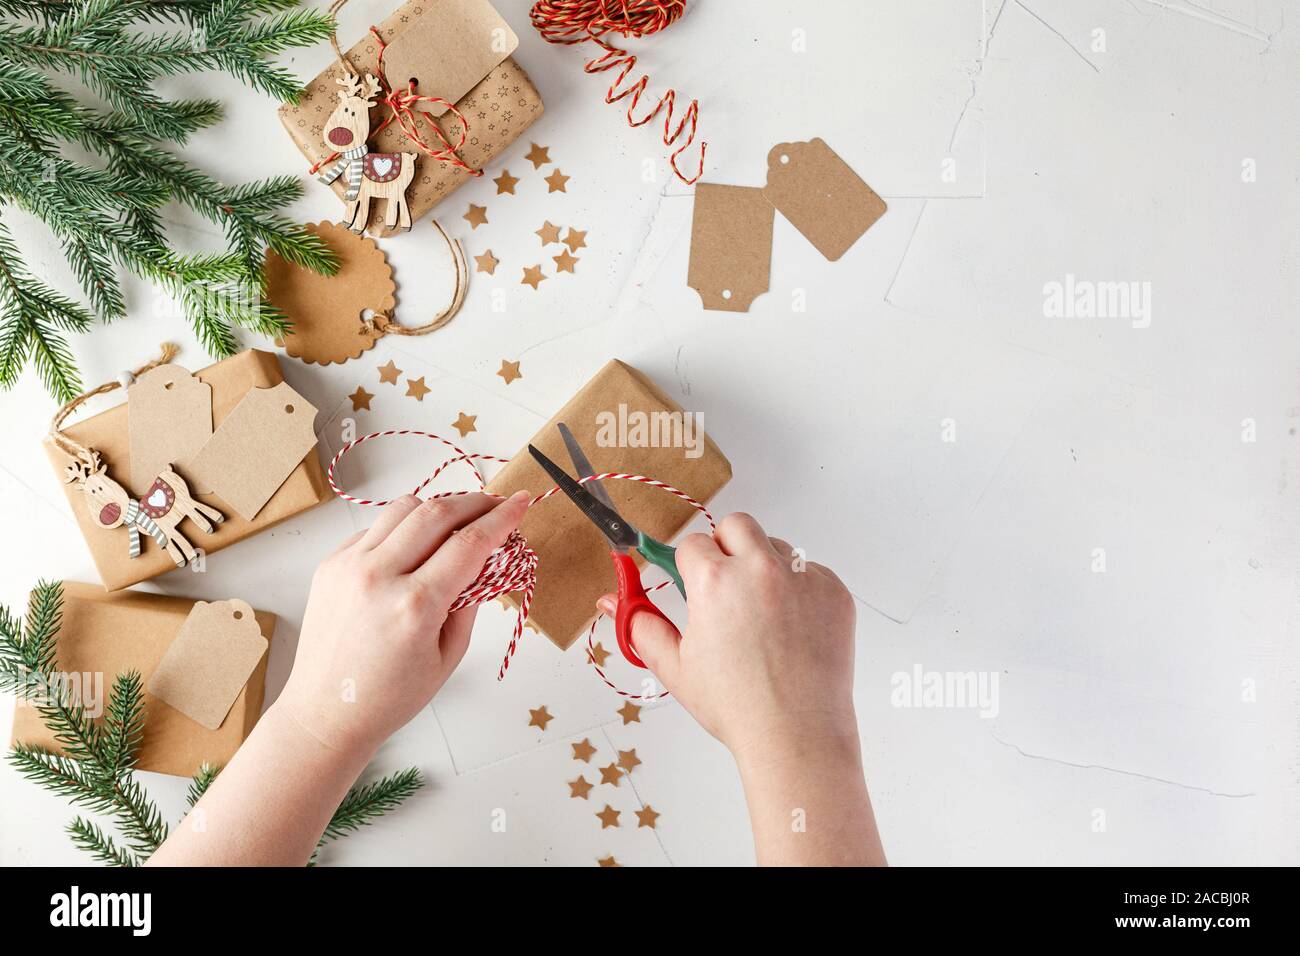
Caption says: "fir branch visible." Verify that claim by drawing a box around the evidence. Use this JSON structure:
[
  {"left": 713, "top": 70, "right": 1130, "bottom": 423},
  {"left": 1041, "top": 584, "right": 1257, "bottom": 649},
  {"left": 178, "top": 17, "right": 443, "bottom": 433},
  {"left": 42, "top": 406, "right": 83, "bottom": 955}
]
[
  {"left": 100, "top": 672, "right": 146, "bottom": 779},
  {"left": 68, "top": 817, "right": 140, "bottom": 867},
  {"left": 319, "top": 768, "right": 425, "bottom": 846},
  {"left": 187, "top": 763, "right": 219, "bottom": 807}
]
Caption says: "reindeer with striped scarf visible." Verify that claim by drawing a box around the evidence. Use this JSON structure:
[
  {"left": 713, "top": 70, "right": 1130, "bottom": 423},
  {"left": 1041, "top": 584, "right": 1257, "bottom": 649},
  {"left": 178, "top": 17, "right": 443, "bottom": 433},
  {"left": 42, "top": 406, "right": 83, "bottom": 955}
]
[{"left": 64, "top": 450, "right": 223, "bottom": 568}]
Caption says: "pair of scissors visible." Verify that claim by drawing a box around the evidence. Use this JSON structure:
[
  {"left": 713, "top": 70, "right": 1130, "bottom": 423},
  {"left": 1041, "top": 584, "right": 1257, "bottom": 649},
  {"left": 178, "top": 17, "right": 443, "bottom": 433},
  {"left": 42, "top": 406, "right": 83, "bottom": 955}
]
[{"left": 528, "top": 423, "right": 684, "bottom": 669}]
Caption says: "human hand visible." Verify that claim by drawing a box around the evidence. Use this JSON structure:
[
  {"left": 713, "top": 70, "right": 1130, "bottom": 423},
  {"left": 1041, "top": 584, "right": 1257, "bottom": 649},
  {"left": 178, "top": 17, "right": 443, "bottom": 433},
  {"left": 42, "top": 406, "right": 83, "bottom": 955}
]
[
  {"left": 278, "top": 491, "right": 531, "bottom": 756},
  {"left": 597, "top": 513, "right": 858, "bottom": 759}
]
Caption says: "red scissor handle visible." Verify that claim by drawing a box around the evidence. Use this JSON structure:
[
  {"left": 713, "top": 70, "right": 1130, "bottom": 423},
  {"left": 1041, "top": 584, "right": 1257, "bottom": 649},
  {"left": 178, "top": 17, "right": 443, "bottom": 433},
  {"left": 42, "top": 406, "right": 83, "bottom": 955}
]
[{"left": 611, "top": 550, "right": 679, "bottom": 669}]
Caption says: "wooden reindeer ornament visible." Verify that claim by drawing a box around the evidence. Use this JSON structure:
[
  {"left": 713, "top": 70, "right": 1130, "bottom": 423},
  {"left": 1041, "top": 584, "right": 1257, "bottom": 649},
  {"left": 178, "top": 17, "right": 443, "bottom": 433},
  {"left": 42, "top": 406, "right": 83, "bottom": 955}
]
[
  {"left": 317, "top": 73, "right": 417, "bottom": 234},
  {"left": 64, "top": 450, "right": 223, "bottom": 568}
]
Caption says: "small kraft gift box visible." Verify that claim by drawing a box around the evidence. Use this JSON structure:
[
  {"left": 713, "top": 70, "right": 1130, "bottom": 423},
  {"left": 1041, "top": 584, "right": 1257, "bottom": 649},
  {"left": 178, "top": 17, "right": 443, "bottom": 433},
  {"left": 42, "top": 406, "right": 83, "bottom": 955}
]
[{"left": 279, "top": 0, "right": 544, "bottom": 236}]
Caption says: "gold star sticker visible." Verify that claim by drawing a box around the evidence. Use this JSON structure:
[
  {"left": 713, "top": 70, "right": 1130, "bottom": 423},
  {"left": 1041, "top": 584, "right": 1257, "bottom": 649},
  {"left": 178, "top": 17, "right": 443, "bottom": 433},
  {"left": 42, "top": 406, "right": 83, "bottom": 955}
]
[
  {"left": 553, "top": 249, "right": 579, "bottom": 273},
  {"left": 474, "top": 249, "right": 499, "bottom": 275},
  {"left": 587, "top": 642, "right": 611, "bottom": 667},
  {"left": 568, "top": 775, "right": 593, "bottom": 800},
  {"left": 493, "top": 169, "right": 519, "bottom": 194},
  {"left": 528, "top": 705, "right": 553, "bottom": 730},
  {"left": 563, "top": 228, "right": 587, "bottom": 252},
  {"left": 545, "top": 169, "right": 570, "bottom": 193},
  {"left": 635, "top": 805, "right": 661, "bottom": 829},
  {"left": 348, "top": 386, "right": 373, "bottom": 411},
  {"left": 452, "top": 412, "right": 477, "bottom": 438},
  {"left": 597, "top": 855, "right": 621, "bottom": 867},
  {"left": 535, "top": 220, "right": 561, "bottom": 245},
  {"left": 377, "top": 360, "right": 403, "bottom": 385},
  {"left": 599, "top": 763, "right": 623, "bottom": 787},
  {"left": 521, "top": 264, "right": 547, "bottom": 290},
  {"left": 596, "top": 805, "right": 621, "bottom": 829},
  {"left": 464, "top": 203, "right": 488, "bottom": 229},
  {"left": 524, "top": 142, "right": 550, "bottom": 168},
  {"left": 617, "top": 748, "right": 641, "bottom": 773},
  {"left": 617, "top": 701, "right": 642, "bottom": 725},
  {"left": 405, "top": 376, "right": 431, "bottom": 401},
  {"left": 497, "top": 359, "right": 522, "bottom": 384},
  {"left": 572, "top": 738, "right": 597, "bottom": 762}
]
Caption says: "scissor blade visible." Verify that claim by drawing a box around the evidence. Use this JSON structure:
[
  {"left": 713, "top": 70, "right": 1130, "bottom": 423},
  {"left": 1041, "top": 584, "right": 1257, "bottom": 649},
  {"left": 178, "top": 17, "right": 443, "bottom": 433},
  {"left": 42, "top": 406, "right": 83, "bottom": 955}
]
[
  {"left": 557, "top": 422, "right": 618, "bottom": 513},
  {"left": 527, "top": 444, "right": 638, "bottom": 551}
]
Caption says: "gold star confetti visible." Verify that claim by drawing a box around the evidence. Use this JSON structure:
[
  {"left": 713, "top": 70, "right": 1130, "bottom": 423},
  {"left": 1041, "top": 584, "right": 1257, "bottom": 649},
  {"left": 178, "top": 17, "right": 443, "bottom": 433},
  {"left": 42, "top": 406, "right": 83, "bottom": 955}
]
[
  {"left": 474, "top": 249, "right": 499, "bottom": 275},
  {"left": 545, "top": 169, "right": 570, "bottom": 193},
  {"left": 524, "top": 142, "right": 550, "bottom": 168},
  {"left": 563, "top": 228, "right": 587, "bottom": 252},
  {"left": 452, "top": 412, "right": 477, "bottom": 438},
  {"left": 596, "top": 805, "right": 621, "bottom": 829},
  {"left": 521, "top": 264, "right": 547, "bottom": 290},
  {"left": 497, "top": 359, "right": 522, "bottom": 384},
  {"left": 377, "top": 360, "right": 403, "bottom": 385},
  {"left": 617, "top": 701, "right": 642, "bottom": 725},
  {"left": 493, "top": 169, "right": 519, "bottom": 194},
  {"left": 535, "top": 220, "right": 561, "bottom": 245},
  {"left": 571, "top": 738, "right": 597, "bottom": 762},
  {"left": 528, "top": 705, "right": 553, "bottom": 730},
  {"left": 597, "top": 855, "right": 620, "bottom": 867},
  {"left": 348, "top": 386, "right": 373, "bottom": 411},
  {"left": 405, "top": 376, "right": 431, "bottom": 401},
  {"left": 599, "top": 763, "right": 623, "bottom": 787},
  {"left": 635, "top": 805, "right": 661, "bottom": 829},
  {"left": 617, "top": 749, "right": 641, "bottom": 773},
  {"left": 587, "top": 643, "right": 611, "bottom": 667},
  {"left": 464, "top": 203, "right": 489, "bottom": 229},
  {"left": 553, "top": 249, "right": 579, "bottom": 273},
  {"left": 568, "top": 775, "right": 593, "bottom": 800}
]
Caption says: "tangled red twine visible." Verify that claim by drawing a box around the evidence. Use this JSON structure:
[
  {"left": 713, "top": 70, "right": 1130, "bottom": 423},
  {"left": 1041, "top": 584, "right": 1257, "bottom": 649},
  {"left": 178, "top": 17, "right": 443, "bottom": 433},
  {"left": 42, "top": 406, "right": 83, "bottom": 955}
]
[
  {"left": 530, "top": 0, "right": 707, "bottom": 185},
  {"left": 327, "top": 429, "right": 714, "bottom": 697}
]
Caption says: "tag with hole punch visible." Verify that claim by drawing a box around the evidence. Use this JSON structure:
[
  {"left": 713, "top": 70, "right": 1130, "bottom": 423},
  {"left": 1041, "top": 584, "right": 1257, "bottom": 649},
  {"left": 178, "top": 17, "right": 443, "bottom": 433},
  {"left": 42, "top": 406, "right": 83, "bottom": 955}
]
[
  {"left": 126, "top": 364, "right": 213, "bottom": 498},
  {"left": 687, "top": 183, "right": 774, "bottom": 313},
  {"left": 762, "top": 138, "right": 887, "bottom": 262}
]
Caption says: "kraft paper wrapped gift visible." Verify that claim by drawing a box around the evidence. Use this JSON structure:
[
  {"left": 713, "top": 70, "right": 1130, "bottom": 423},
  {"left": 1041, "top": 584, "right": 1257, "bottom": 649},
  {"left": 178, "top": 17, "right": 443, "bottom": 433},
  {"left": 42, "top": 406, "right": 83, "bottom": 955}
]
[
  {"left": 44, "top": 350, "right": 332, "bottom": 592},
  {"left": 10, "top": 583, "right": 275, "bottom": 778},
  {"left": 278, "top": 0, "right": 544, "bottom": 236},
  {"left": 485, "top": 360, "right": 732, "bottom": 650}
]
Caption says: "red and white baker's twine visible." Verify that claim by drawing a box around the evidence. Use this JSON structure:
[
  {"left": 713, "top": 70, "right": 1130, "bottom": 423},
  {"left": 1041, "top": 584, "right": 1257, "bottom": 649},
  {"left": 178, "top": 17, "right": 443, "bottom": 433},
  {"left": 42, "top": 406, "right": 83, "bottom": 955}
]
[{"left": 327, "top": 429, "right": 714, "bottom": 698}]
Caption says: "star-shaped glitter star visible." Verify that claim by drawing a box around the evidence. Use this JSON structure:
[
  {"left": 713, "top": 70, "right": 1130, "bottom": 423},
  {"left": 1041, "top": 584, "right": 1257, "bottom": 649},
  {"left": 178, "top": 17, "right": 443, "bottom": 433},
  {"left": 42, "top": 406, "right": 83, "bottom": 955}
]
[
  {"left": 405, "top": 377, "right": 431, "bottom": 401},
  {"left": 528, "top": 705, "right": 553, "bottom": 730},
  {"left": 545, "top": 169, "right": 570, "bottom": 193},
  {"left": 587, "top": 642, "right": 611, "bottom": 667},
  {"left": 535, "top": 220, "right": 561, "bottom": 245},
  {"left": 571, "top": 738, "right": 597, "bottom": 762},
  {"left": 520, "top": 264, "right": 547, "bottom": 290},
  {"left": 474, "top": 249, "right": 499, "bottom": 275},
  {"left": 599, "top": 763, "right": 623, "bottom": 787},
  {"left": 635, "top": 805, "right": 661, "bottom": 829},
  {"left": 568, "top": 775, "right": 593, "bottom": 800},
  {"left": 563, "top": 228, "right": 587, "bottom": 252},
  {"left": 617, "top": 701, "right": 642, "bottom": 725},
  {"left": 617, "top": 748, "right": 641, "bottom": 773},
  {"left": 596, "top": 805, "right": 621, "bottom": 829},
  {"left": 464, "top": 203, "right": 489, "bottom": 228},
  {"left": 348, "top": 386, "right": 373, "bottom": 411},
  {"left": 553, "top": 249, "right": 579, "bottom": 273},
  {"left": 524, "top": 142, "right": 550, "bottom": 168},
  {"left": 377, "top": 360, "right": 403, "bottom": 385},
  {"left": 493, "top": 169, "right": 519, "bottom": 194},
  {"left": 452, "top": 412, "right": 477, "bottom": 438},
  {"left": 497, "top": 359, "right": 522, "bottom": 384},
  {"left": 597, "top": 855, "right": 620, "bottom": 867}
]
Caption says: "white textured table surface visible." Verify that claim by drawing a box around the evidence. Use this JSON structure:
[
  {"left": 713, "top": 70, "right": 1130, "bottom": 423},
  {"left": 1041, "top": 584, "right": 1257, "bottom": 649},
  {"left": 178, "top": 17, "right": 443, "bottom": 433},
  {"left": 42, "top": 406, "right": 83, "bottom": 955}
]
[{"left": 2, "top": 0, "right": 1297, "bottom": 866}]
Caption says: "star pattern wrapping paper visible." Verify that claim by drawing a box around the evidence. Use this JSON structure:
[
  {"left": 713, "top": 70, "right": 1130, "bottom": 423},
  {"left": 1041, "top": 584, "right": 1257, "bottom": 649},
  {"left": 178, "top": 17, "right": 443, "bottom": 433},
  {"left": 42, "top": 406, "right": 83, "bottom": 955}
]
[{"left": 278, "top": 0, "right": 544, "bottom": 236}]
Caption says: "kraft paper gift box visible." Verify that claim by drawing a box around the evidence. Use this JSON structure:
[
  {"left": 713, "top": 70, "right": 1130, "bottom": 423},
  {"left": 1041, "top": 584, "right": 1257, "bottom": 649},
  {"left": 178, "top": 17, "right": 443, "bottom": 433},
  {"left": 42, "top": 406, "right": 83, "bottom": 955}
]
[
  {"left": 44, "top": 349, "right": 331, "bottom": 592},
  {"left": 278, "top": 0, "right": 544, "bottom": 236},
  {"left": 10, "top": 583, "right": 275, "bottom": 778},
  {"left": 485, "top": 360, "right": 732, "bottom": 650}
]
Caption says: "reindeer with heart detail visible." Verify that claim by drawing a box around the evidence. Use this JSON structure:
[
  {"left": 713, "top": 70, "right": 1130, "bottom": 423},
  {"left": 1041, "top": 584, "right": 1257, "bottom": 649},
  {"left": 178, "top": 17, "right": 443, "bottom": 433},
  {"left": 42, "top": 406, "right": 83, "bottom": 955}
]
[
  {"left": 64, "top": 450, "right": 223, "bottom": 568},
  {"left": 317, "top": 73, "right": 417, "bottom": 233}
]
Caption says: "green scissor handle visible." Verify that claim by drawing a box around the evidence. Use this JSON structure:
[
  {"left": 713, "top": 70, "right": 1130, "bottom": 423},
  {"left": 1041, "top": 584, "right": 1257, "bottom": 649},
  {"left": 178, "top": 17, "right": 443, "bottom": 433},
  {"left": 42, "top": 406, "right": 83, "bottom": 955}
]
[{"left": 636, "top": 532, "right": 685, "bottom": 599}]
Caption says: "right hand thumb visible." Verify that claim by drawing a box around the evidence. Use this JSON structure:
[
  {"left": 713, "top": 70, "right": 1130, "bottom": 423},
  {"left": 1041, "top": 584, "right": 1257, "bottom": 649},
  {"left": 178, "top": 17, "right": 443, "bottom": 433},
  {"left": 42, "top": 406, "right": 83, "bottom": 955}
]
[{"left": 596, "top": 595, "right": 681, "bottom": 684}]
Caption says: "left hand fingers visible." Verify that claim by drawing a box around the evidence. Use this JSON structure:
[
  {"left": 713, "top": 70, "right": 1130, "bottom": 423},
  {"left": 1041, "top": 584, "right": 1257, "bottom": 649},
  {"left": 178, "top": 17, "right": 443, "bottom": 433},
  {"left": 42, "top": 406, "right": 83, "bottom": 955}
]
[
  {"left": 413, "top": 491, "right": 530, "bottom": 605},
  {"left": 372, "top": 494, "right": 501, "bottom": 575}
]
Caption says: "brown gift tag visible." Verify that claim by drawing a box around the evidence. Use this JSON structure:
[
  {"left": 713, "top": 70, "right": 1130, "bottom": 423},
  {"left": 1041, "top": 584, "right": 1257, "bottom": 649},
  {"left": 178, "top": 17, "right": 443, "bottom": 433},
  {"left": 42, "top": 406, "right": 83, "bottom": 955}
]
[
  {"left": 762, "top": 138, "right": 887, "bottom": 262},
  {"left": 147, "top": 599, "right": 269, "bottom": 731},
  {"left": 383, "top": 0, "right": 518, "bottom": 117},
  {"left": 183, "top": 382, "right": 319, "bottom": 521},
  {"left": 127, "top": 364, "right": 213, "bottom": 497},
  {"left": 687, "top": 183, "right": 774, "bottom": 313},
  {"left": 268, "top": 222, "right": 395, "bottom": 365}
]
